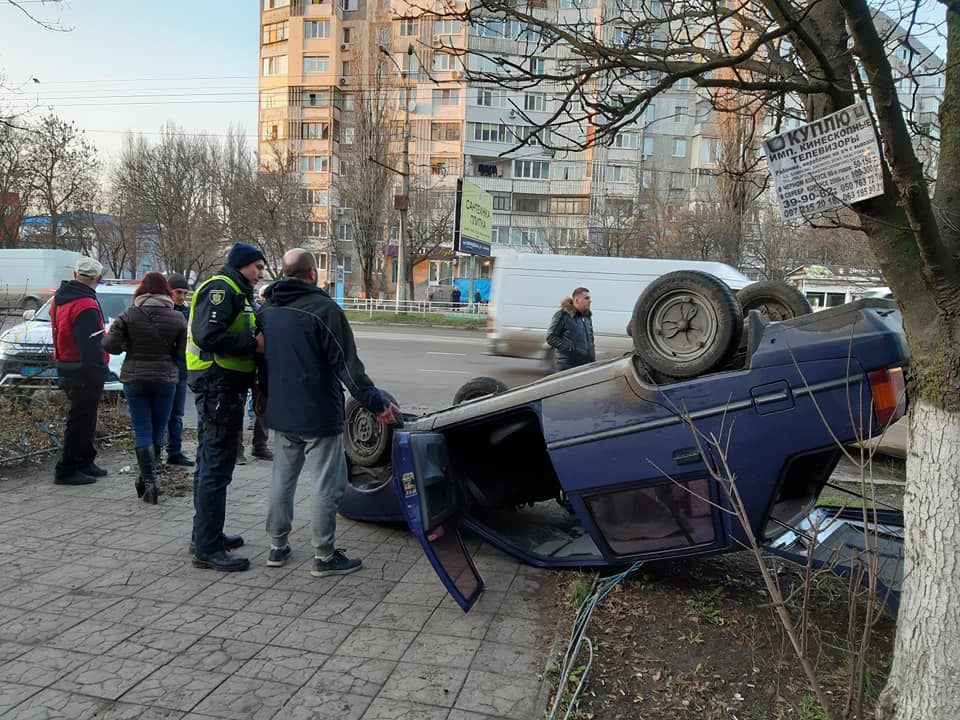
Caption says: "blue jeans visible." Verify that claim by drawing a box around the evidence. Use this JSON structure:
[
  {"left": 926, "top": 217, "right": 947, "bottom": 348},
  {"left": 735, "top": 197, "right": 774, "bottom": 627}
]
[
  {"left": 123, "top": 382, "right": 176, "bottom": 449},
  {"left": 191, "top": 377, "right": 245, "bottom": 555},
  {"left": 167, "top": 376, "right": 188, "bottom": 456}
]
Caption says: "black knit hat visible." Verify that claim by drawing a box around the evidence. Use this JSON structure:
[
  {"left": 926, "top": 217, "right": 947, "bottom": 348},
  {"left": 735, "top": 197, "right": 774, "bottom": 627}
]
[
  {"left": 227, "top": 242, "right": 266, "bottom": 270},
  {"left": 167, "top": 273, "right": 189, "bottom": 290}
]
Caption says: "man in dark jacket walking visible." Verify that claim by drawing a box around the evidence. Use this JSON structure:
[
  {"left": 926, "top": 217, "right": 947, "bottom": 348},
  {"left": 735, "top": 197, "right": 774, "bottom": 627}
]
[
  {"left": 259, "top": 248, "right": 399, "bottom": 575},
  {"left": 51, "top": 256, "right": 109, "bottom": 485},
  {"left": 546, "top": 287, "right": 596, "bottom": 372},
  {"left": 187, "top": 243, "right": 265, "bottom": 572},
  {"left": 165, "top": 273, "right": 193, "bottom": 467}
]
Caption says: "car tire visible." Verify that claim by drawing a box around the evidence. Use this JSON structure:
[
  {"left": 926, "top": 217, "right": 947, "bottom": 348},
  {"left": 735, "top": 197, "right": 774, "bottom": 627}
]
[
  {"left": 344, "top": 390, "right": 398, "bottom": 467},
  {"left": 452, "top": 376, "right": 509, "bottom": 405},
  {"left": 736, "top": 281, "right": 813, "bottom": 322},
  {"left": 630, "top": 270, "right": 743, "bottom": 379}
]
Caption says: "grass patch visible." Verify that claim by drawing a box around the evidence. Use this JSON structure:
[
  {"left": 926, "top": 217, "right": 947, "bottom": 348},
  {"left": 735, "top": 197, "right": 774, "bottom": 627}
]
[{"left": 344, "top": 311, "right": 485, "bottom": 329}]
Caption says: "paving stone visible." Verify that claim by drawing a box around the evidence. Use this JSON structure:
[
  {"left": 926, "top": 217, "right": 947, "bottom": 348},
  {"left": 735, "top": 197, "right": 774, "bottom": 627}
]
[
  {"left": 336, "top": 626, "right": 417, "bottom": 661},
  {"left": 483, "top": 616, "right": 544, "bottom": 647},
  {"left": 81, "top": 569, "right": 167, "bottom": 597},
  {"left": 40, "top": 591, "right": 122, "bottom": 619},
  {"left": 241, "top": 587, "right": 320, "bottom": 618},
  {"left": 76, "top": 702, "right": 186, "bottom": 719},
  {"left": 91, "top": 597, "right": 180, "bottom": 625},
  {"left": 423, "top": 608, "right": 494, "bottom": 640},
  {"left": 0, "top": 610, "right": 83, "bottom": 644},
  {"left": 1, "top": 647, "right": 93, "bottom": 687},
  {"left": 308, "top": 656, "right": 397, "bottom": 697},
  {"left": 381, "top": 582, "right": 447, "bottom": 608},
  {"left": 107, "top": 628, "right": 201, "bottom": 664},
  {"left": 133, "top": 576, "right": 214, "bottom": 604},
  {"left": 46, "top": 619, "right": 140, "bottom": 655},
  {"left": 0, "top": 687, "right": 102, "bottom": 719},
  {"left": 0, "top": 680, "right": 42, "bottom": 715},
  {"left": 379, "top": 661, "right": 467, "bottom": 707},
  {"left": 206, "top": 610, "right": 293, "bottom": 644},
  {"left": 32, "top": 563, "right": 109, "bottom": 590},
  {"left": 186, "top": 580, "right": 264, "bottom": 610},
  {"left": 361, "top": 602, "right": 435, "bottom": 633},
  {"left": 149, "top": 605, "right": 232, "bottom": 636},
  {"left": 400, "top": 633, "right": 481, "bottom": 669},
  {"left": 0, "top": 581, "right": 68, "bottom": 609},
  {"left": 360, "top": 698, "right": 450, "bottom": 720},
  {"left": 173, "top": 636, "right": 265, "bottom": 674},
  {"left": 324, "top": 577, "right": 395, "bottom": 603},
  {"left": 471, "top": 640, "right": 543, "bottom": 676},
  {"left": 191, "top": 675, "right": 299, "bottom": 719},
  {"left": 122, "top": 664, "right": 228, "bottom": 712},
  {"left": 0, "top": 641, "right": 32, "bottom": 663},
  {"left": 437, "top": 587, "right": 505, "bottom": 615},
  {"left": 282, "top": 687, "right": 372, "bottom": 720},
  {"left": 453, "top": 669, "right": 541, "bottom": 719},
  {"left": 235, "top": 644, "right": 329, "bottom": 687},
  {"left": 446, "top": 709, "right": 502, "bottom": 720},
  {"left": 299, "top": 597, "right": 377, "bottom": 626},
  {"left": 0, "top": 605, "right": 25, "bottom": 627},
  {"left": 352, "top": 559, "right": 416, "bottom": 583},
  {"left": 270, "top": 616, "right": 354, "bottom": 654},
  {"left": 53, "top": 655, "right": 160, "bottom": 700}
]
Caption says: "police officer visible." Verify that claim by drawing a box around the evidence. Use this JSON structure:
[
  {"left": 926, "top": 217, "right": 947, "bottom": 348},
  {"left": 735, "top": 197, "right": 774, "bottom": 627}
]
[{"left": 187, "top": 242, "right": 265, "bottom": 572}]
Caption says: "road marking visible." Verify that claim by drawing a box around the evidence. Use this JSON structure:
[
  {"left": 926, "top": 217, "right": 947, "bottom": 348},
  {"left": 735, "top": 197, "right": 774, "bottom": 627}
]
[
  {"left": 418, "top": 368, "right": 469, "bottom": 374},
  {"left": 426, "top": 351, "right": 467, "bottom": 356}
]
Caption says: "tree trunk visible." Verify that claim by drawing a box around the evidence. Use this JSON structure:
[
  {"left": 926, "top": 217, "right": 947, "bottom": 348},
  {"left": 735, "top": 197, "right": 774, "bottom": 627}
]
[{"left": 876, "top": 400, "right": 960, "bottom": 719}]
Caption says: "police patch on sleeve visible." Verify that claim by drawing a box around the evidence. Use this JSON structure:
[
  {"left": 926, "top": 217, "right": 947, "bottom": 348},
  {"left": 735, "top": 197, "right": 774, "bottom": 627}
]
[{"left": 210, "top": 290, "right": 225, "bottom": 305}]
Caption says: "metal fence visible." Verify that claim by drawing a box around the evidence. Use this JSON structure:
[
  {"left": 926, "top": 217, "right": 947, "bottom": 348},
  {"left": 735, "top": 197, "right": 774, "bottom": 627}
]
[{"left": 341, "top": 297, "right": 488, "bottom": 318}]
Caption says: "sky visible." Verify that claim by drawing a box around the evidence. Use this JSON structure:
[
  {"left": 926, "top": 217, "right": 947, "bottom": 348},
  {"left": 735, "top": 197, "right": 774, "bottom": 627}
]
[{"left": 0, "top": 0, "right": 260, "bottom": 163}]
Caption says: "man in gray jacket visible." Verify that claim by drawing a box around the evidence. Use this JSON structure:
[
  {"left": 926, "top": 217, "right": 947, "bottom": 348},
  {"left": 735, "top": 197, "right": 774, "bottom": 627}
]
[{"left": 546, "top": 287, "right": 595, "bottom": 372}]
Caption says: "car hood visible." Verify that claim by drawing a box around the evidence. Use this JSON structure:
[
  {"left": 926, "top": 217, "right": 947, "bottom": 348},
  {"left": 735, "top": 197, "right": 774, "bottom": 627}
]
[{"left": 0, "top": 319, "right": 52, "bottom": 348}]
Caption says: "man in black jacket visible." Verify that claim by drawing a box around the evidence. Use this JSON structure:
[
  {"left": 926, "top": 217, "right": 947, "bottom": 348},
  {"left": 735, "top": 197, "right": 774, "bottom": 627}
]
[
  {"left": 546, "top": 287, "right": 596, "bottom": 372},
  {"left": 165, "top": 273, "right": 193, "bottom": 467},
  {"left": 51, "top": 256, "right": 109, "bottom": 485},
  {"left": 187, "top": 243, "right": 265, "bottom": 572},
  {"left": 259, "top": 248, "right": 399, "bottom": 575}
]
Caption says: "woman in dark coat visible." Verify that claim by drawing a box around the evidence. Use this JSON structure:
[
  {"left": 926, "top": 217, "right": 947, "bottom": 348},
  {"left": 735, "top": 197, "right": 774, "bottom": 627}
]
[{"left": 103, "top": 272, "right": 187, "bottom": 504}]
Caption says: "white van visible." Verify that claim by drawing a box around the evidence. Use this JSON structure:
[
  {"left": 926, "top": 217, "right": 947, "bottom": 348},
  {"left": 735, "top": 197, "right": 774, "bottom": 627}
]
[
  {"left": 486, "top": 250, "right": 752, "bottom": 361},
  {"left": 0, "top": 249, "right": 83, "bottom": 311}
]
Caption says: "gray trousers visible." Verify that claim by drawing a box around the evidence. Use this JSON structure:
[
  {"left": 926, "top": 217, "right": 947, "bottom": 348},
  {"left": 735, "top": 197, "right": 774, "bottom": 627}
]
[{"left": 265, "top": 431, "right": 347, "bottom": 559}]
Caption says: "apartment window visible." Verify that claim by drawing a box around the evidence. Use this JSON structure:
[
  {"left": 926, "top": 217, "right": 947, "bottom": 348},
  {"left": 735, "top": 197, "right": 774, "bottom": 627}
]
[
  {"left": 302, "top": 122, "right": 330, "bottom": 140},
  {"left": 317, "top": 252, "right": 329, "bottom": 270},
  {"left": 700, "top": 138, "right": 718, "bottom": 164},
  {"left": 342, "top": 92, "right": 353, "bottom": 110},
  {"left": 560, "top": 0, "right": 597, "bottom": 7},
  {"left": 399, "top": 19, "right": 418, "bottom": 36},
  {"left": 434, "top": 53, "right": 459, "bottom": 72},
  {"left": 341, "top": 60, "right": 351, "bottom": 77},
  {"left": 527, "top": 58, "right": 545, "bottom": 75},
  {"left": 431, "top": 122, "right": 461, "bottom": 141},
  {"left": 340, "top": 0, "right": 357, "bottom": 11},
  {"left": 613, "top": 132, "right": 638, "bottom": 149},
  {"left": 260, "top": 88, "right": 285, "bottom": 109},
  {"left": 606, "top": 165, "right": 630, "bottom": 183},
  {"left": 616, "top": 0, "right": 643, "bottom": 8},
  {"left": 470, "top": 122, "right": 508, "bottom": 143},
  {"left": 676, "top": 77, "right": 691, "bottom": 90},
  {"left": 262, "top": 55, "right": 288, "bottom": 76},
  {"left": 670, "top": 171, "right": 686, "bottom": 189},
  {"left": 339, "top": 224, "right": 353, "bottom": 241},
  {"left": 343, "top": 127, "right": 355, "bottom": 144},
  {"left": 304, "top": 56, "right": 330, "bottom": 74},
  {"left": 263, "top": 0, "right": 290, "bottom": 8},
  {"left": 523, "top": 93, "right": 547, "bottom": 112},
  {"left": 432, "top": 88, "right": 459, "bottom": 105},
  {"left": 431, "top": 160, "right": 450, "bottom": 176},
  {"left": 305, "top": 221, "right": 328, "bottom": 238},
  {"left": 304, "top": 20, "right": 331, "bottom": 39},
  {"left": 300, "top": 156, "right": 329, "bottom": 173},
  {"left": 435, "top": 19, "right": 461, "bottom": 34},
  {"left": 263, "top": 21, "right": 288, "bottom": 44},
  {"left": 514, "top": 196, "right": 543, "bottom": 213},
  {"left": 613, "top": 26, "right": 630, "bottom": 45},
  {"left": 642, "top": 136, "right": 654, "bottom": 157},
  {"left": 378, "top": 27, "right": 391, "bottom": 44},
  {"left": 672, "top": 138, "right": 687, "bottom": 157},
  {"left": 491, "top": 226, "right": 507, "bottom": 244},
  {"left": 644, "top": 104, "right": 656, "bottom": 122},
  {"left": 475, "top": 88, "right": 493, "bottom": 106},
  {"left": 301, "top": 188, "right": 329, "bottom": 205},
  {"left": 303, "top": 89, "right": 330, "bottom": 107},
  {"left": 674, "top": 103, "right": 688, "bottom": 121},
  {"left": 550, "top": 197, "right": 589, "bottom": 214},
  {"left": 260, "top": 122, "right": 285, "bottom": 140},
  {"left": 513, "top": 159, "right": 549, "bottom": 179},
  {"left": 342, "top": 27, "right": 352, "bottom": 44},
  {"left": 492, "top": 194, "right": 511, "bottom": 211}
]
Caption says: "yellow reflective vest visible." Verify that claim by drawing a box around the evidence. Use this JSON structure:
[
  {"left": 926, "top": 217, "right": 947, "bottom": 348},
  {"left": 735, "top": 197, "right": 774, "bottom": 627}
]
[{"left": 185, "top": 274, "right": 256, "bottom": 374}]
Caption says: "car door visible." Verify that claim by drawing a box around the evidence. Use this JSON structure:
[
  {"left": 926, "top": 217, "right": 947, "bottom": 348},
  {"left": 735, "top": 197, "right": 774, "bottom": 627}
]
[{"left": 392, "top": 430, "right": 484, "bottom": 612}]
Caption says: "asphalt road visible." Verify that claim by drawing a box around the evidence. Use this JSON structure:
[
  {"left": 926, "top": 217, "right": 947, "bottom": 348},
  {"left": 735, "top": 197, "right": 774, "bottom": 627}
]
[{"left": 183, "top": 324, "right": 549, "bottom": 429}]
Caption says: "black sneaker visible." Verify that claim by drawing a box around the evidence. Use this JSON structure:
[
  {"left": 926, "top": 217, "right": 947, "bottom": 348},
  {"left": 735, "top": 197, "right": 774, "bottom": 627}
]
[
  {"left": 310, "top": 550, "right": 361, "bottom": 577},
  {"left": 189, "top": 534, "right": 244, "bottom": 555},
  {"left": 266, "top": 544, "right": 291, "bottom": 568},
  {"left": 166, "top": 453, "right": 195, "bottom": 467},
  {"left": 192, "top": 550, "right": 250, "bottom": 572},
  {"left": 78, "top": 463, "right": 108, "bottom": 478},
  {"left": 54, "top": 470, "right": 97, "bottom": 486}
]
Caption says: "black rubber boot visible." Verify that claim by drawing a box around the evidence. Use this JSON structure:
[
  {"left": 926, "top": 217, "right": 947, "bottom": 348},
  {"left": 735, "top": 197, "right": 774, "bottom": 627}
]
[{"left": 135, "top": 446, "right": 159, "bottom": 505}]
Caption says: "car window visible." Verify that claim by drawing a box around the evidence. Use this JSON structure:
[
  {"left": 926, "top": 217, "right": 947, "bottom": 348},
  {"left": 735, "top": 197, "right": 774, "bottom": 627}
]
[
  {"left": 34, "top": 300, "right": 52, "bottom": 322},
  {"left": 99, "top": 294, "right": 134, "bottom": 322}
]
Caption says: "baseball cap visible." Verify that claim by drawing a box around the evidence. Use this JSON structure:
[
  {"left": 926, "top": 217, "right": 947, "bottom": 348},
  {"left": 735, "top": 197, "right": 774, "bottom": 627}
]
[
  {"left": 75, "top": 256, "right": 103, "bottom": 279},
  {"left": 167, "top": 272, "right": 190, "bottom": 290}
]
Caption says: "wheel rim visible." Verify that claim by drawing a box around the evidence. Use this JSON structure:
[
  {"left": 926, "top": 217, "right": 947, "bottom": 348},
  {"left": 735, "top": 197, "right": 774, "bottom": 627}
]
[
  {"left": 347, "top": 406, "right": 383, "bottom": 461},
  {"left": 747, "top": 300, "right": 793, "bottom": 322},
  {"left": 645, "top": 289, "right": 721, "bottom": 362}
]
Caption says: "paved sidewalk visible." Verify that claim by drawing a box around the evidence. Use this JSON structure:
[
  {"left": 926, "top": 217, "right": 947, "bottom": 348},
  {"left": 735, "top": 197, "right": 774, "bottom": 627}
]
[{"left": 0, "top": 446, "right": 550, "bottom": 720}]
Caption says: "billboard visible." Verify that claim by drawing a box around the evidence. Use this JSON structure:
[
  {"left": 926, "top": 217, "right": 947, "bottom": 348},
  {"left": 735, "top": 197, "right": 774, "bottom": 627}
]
[
  {"left": 454, "top": 178, "right": 492, "bottom": 256},
  {"left": 0, "top": 193, "right": 20, "bottom": 245}
]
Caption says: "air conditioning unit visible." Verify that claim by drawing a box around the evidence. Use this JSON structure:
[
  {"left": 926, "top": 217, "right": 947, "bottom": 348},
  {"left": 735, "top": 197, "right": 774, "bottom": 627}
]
[
  {"left": 450, "top": 70, "right": 462, "bottom": 79},
  {"left": 508, "top": 109, "right": 516, "bottom": 119},
  {"left": 340, "top": 42, "right": 349, "bottom": 50},
  {"left": 335, "top": 207, "right": 346, "bottom": 216},
  {"left": 339, "top": 77, "right": 349, "bottom": 85}
]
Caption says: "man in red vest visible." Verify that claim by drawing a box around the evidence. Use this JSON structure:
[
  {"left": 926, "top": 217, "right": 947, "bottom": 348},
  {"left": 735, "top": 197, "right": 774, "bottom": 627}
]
[{"left": 51, "top": 256, "right": 109, "bottom": 485}]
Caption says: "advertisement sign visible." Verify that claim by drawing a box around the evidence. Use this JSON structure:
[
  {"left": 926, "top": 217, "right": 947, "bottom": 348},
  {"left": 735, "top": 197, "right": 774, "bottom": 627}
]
[
  {"left": 0, "top": 193, "right": 20, "bottom": 244},
  {"left": 454, "top": 179, "right": 492, "bottom": 256},
  {"left": 763, "top": 102, "right": 884, "bottom": 220}
]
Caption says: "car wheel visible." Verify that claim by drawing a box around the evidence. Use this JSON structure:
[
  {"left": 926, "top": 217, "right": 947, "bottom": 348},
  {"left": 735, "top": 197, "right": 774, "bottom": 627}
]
[
  {"left": 736, "top": 281, "right": 812, "bottom": 322},
  {"left": 631, "top": 270, "right": 743, "bottom": 379},
  {"left": 344, "top": 390, "right": 398, "bottom": 467},
  {"left": 452, "top": 376, "right": 509, "bottom": 405}
]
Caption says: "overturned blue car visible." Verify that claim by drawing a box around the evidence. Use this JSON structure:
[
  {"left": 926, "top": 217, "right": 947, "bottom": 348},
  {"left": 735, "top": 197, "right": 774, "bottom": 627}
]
[{"left": 340, "top": 272, "right": 908, "bottom": 612}]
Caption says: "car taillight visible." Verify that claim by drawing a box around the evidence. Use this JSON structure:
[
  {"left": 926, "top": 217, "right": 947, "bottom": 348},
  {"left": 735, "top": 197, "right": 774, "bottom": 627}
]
[
  {"left": 486, "top": 317, "right": 495, "bottom": 334},
  {"left": 868, "top": 367, "right": 906, "bottom": 427}
]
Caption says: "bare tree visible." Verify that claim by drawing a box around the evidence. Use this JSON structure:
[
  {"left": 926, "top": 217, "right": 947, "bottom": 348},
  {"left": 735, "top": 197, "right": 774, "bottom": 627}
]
[
  {"left": 405, "top": 181, "right": 457, "bottom": 299},
  {"left": 28, "top": 114, "right": 98, "bottom": 248},
  {"left": 0, "top": 122, "right": 32, "bottom": 247}
]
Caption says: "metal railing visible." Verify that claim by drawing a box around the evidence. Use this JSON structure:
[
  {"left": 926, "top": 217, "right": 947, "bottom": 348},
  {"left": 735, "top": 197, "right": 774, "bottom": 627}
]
[{"left": 340, "top": 297, "right": 488, "bottom": 318}]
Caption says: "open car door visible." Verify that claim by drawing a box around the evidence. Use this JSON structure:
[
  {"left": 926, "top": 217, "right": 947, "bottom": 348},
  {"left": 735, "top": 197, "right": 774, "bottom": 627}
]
[
  {"left": 764, "top": 506, "right": 904, "bottom": 612},
  {"left": 393, "top": 431, "right": 484, "bottom": 612}
]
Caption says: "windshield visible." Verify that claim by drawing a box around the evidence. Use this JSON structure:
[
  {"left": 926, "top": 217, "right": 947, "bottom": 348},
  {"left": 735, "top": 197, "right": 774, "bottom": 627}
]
[{"left": 32, "top": 292, "right": 133, "bottom": 324}]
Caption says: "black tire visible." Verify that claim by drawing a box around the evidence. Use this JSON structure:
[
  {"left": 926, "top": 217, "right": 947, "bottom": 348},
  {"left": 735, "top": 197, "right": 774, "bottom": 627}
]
[
  {"left": 736, "top": 281, "right": 812, "bottom": 322},
  {"left": 630, "top": 270, "right": 743, "bottom": 379},
  {"left": 344, "top": 390, "right": 398, "bottom": 467},
  {"left": 452, "top": 376, "right": 509, "bottom": 405}
]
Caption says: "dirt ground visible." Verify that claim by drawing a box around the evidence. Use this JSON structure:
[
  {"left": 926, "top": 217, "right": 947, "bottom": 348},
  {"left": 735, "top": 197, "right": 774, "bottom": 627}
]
[{"left": 546, "top": 527, "right": 900, "bottom": 720}]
